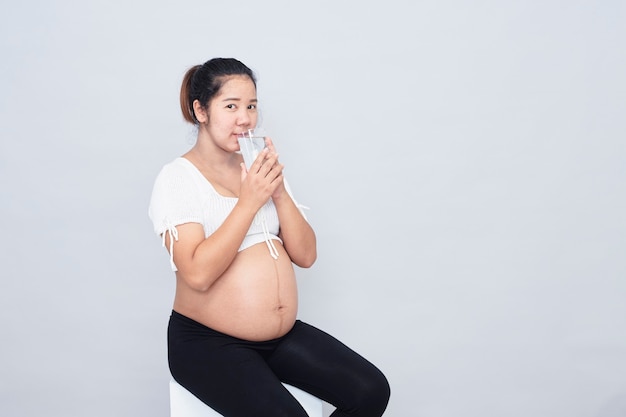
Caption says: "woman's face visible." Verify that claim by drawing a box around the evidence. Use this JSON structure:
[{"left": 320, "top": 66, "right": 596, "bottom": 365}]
[{"left": 203, "top": 75, "right": 258, "bottom": 153}]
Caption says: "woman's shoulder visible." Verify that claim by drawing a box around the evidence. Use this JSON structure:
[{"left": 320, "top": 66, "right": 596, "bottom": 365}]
[
  {"left": 157, "top": 157, "right": 192, "bottom": 176},
  {"left": 148, "top": 157, "right": 205, "bottom": 234},
  {"left": 153, "top": 157, "right": 201, "bottom": 186},
  {"left": 151, "top": 157, "right": 205, "bottom": 201}
]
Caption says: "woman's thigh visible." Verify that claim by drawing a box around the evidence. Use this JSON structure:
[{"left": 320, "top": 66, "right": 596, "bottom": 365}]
[
  {"left": 168, "top": 311, "right": 308, "bottom": 417},
  {"left": 268, "top": 321, "right": 390, "bottom": 417}
]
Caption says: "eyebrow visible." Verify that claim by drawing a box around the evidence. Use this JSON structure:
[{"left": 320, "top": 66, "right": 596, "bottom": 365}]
[{"left": 221, "top": 97, "right": 258, "bottom": 102}]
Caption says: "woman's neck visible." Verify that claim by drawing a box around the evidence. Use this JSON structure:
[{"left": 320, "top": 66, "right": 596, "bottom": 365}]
[{"left": 184, "top": 143, "right": 241, "bottom": 182}]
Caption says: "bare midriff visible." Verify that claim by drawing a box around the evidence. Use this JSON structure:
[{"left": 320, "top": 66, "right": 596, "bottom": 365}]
[{"left": 172, "top": 241, "right": 298, "bottom": 341}]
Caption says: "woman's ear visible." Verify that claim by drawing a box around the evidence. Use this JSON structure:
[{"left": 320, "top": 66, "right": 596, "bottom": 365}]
[{"left": 192, "top": 99, "right": 209, "bottom": 124}]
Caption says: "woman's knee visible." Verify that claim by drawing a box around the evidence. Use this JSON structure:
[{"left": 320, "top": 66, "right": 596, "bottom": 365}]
[
  {"left": 345, "top": 369, "right": 391, "bottom": 417},
  {"left": 364, "top": 371, "right": 391, "bottom": 415}
]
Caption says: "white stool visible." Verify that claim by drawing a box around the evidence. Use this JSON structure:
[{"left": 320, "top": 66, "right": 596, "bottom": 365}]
[{"left": 169, "top": 379, "right": 323, "bottom": 417}]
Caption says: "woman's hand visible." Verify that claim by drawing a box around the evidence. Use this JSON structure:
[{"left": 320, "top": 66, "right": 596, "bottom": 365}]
[
  {"left": 239, "top": 142, "right": 284, "bottom": 210},
  {"left": 263, "top": 137, "right": 287, "bottom": 200}
]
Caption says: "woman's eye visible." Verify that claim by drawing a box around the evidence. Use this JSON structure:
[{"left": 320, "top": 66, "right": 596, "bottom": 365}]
[
  {"left": 248, "top": 104, "right": 257, "bottom": 110},
  {"left": 226, "top": 104, "right": 236, "bottom": 109}
]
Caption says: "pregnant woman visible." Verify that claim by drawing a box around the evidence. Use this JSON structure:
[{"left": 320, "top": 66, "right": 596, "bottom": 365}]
[{"left": 149, "top": 57, "right": 390, "bottom": 417}]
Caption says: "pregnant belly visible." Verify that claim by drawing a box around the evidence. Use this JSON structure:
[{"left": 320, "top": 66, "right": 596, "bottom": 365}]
[{"left": 173, "top": 241, "right": 299, "bottom": 341}]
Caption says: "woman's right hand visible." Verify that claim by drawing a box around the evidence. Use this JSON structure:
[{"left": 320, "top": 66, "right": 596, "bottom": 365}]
[{"left": 239, "top": 148, "right": 284, "bottom": 211}]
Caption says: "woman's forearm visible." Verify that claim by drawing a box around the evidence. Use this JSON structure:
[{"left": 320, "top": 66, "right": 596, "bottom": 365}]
[{"left": 273, "top": 193, "right": 317, "bottom": 268}]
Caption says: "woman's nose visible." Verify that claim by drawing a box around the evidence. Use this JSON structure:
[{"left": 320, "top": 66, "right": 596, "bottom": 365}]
[{"left": 237, "top": 109, "right": 251, "bottom": 126}]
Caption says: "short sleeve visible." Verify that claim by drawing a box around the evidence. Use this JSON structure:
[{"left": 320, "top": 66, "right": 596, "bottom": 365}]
[
  {"left": 148, "top": 161, "right": 204, "bottom": 236},
  {"left": 148, "top": 160, "right": 205, "bottom": 271}
]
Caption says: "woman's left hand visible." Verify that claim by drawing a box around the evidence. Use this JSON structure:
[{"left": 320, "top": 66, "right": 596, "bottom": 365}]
[{"left": 264, "top": 137, "right": 286, "bottom": 199}]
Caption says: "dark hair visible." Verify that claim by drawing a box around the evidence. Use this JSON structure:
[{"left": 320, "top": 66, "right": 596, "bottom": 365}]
[{"left": 180, "top": 58, "right": 257, "bottom": 124}]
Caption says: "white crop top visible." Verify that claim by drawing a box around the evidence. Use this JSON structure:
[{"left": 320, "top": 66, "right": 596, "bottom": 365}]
[{"left": 148, "top": 157, "right": 307, "bottom": 271}]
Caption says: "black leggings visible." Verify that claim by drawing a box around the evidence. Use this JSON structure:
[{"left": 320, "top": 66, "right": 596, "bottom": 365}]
[{"left": 168, "top": 311, "right": 390, "bottom": 417}]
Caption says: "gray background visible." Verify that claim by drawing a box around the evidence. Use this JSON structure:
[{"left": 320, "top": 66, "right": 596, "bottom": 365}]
[{"left": 1, "top": 1, "right": 625, "bottom": 416}]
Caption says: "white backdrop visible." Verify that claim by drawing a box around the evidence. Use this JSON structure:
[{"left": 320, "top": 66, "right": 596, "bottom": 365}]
[{"left": 1, "top": 1, "right": 625, "bottom": 416}]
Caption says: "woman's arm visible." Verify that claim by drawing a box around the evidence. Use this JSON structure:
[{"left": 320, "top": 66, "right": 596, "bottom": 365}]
[
  {"left": 165, "top": 150, "right": 284, "bottom": 291},
  {"left": 273, "top": 190, "right": 317, "bottom": 268},
  {"left": 265, "top": 137, "right": 317, "bottom": 268},
  {"left": 164, "top": 201, "right": 257, "bottom": 292}
]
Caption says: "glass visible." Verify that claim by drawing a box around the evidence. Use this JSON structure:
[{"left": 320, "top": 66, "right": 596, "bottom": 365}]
[{"left": 237, "top": 128, "right": 267, "bottom": 169}]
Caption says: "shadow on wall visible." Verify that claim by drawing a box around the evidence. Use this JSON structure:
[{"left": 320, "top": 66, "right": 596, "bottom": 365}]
[{"left": 596, "top": 393, "right": 626, "bottom": 417}]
